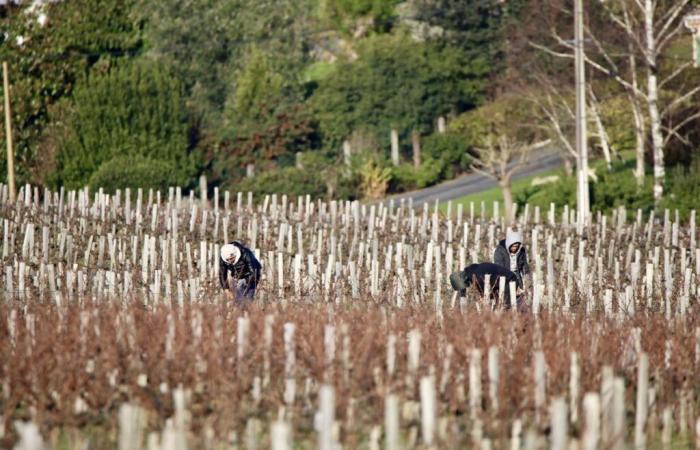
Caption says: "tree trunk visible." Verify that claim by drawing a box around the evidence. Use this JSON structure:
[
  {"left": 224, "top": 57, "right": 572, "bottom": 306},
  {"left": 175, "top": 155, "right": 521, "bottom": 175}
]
[
  {"left": 343, "top": 140, "right": 351, "bottom": 166},
  {"left": 648, "top": 71, "right": 664, "bottom": 200},
  {"left": 390, "top": 129, "right": 400, "bottom": 166},
  {"left": 437, "top": 116, "right": 446, "bottom": 133},
  {"left": 501, "top": 179, "right": 514, "bottom": 226},
  {"left": 630, "top": 95, "right": 646, "bottom": 186},
  {"left": 627, "top": 35, "right": 646, "bottom": 187},
  {"left": 589, "top": 94, "right": 612, "bottom": 171},
  {"left": 644, "top": 0, "right": 664, "bottom": 201},
  {"left": 574, "top": 0, "right": 589, "bottom": 229},
  {"left": 563, "top": 156, "right": 574, "bottom": 176},
  {"left": 199, "top": 175, "right": 208, "bottom": 209},
  {"left": 412, "top": 131, "right": 421, "bottom": 167}
]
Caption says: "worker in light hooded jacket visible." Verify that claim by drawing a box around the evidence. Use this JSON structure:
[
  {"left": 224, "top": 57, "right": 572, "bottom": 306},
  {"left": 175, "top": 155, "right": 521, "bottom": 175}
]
[
  {"left": 493, "top": 230, "right": 530, "bottom": 288},
  {"left": 219, "top": 241, "right": 262, "bottom": 301}
]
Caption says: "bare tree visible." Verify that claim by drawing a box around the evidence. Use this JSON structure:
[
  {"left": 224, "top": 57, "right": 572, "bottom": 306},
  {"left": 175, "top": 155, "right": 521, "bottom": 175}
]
[
  {"left": 529, "top": 79, "right": 605, "bottom": 180},
  {"left": 471, "top": 136, "right": 551, "bottom": 225},
  {"left": 533, "top": 0, "right": 700, "bottom": 200}
]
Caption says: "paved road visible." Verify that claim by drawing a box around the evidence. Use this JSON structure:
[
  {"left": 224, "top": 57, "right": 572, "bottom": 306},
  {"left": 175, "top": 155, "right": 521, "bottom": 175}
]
[{"left": 385, "top": 151, "right": 563, "bottom": 208}]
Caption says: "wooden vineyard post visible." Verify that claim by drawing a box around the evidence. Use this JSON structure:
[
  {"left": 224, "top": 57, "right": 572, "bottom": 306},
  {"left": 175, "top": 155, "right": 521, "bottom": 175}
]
[
  {"left": 661, "top": 408, "right": 672, "bottom": 450},
  {"left": 634, "top": 352, "right": 649, "bottom": 450},
  {"left": 534, "top": 351, "right": 546, "bottom": 425},
  {"left": 12, "top": 421, "right": 47, "bottom": 450},
  {"left": 612, "top": 378, "right": 626, "bottom": 450},
  {"left": 511, "top": 419, "right": 522, "bottom": 450},
  {"left": 237, "top": 316, "right": 250, "bottom": 371},
  {"left": 469, "top": 349, "right": 482, "bottom": 419},
  {"left": 284, "top": 323, "right": 296, "bottom": 407},
  {"left": 420, "top": 375, "right": 436, "bottom": 447},
  {"left": 3, "top": 62, "right": 16, "bottom": 203},
  {"left": 387, "top": 334, "right": 396, "bottom": 378},
  {"left": 582, "top": 393, "right": 600, "bottom": 450},
  {"left": 407, "top": 330, "right": 421, "bottom": 390},
  {"left": 317, "top": 385, "right": 337, "bottom": 450},
  {"left": 488, "top": 346, "right": 499, "bottom": 414},
  {"left": 271, "top": 420, "right": 292, "bottom": 450},
  {"left": 570, "top": 352, "right": 580, "bottom": 425},
  {"left": 324, "top": 325, "right": 335, "bottom": 382},
  {"left": 118, "top": 403, "right": 146, "bottom": 450},
  {"left": 601, "top": 366, "right": 614, "bottom": 444},
  {"left": 385, "top": 394, "right": 400, "bottom": 450},
  {"left": 550, "top": 397, "right": 568, "bottom": 450}
]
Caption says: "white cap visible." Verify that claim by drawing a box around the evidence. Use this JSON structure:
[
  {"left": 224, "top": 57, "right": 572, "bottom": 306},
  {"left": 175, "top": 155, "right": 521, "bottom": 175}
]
[{"left": 220, "top": 244, "right": 241, "bottom": 264}]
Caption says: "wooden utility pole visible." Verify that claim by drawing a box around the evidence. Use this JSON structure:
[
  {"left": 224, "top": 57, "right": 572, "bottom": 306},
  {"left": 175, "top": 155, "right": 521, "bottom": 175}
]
[
  {"left": 3, "top": 62, "right": 16, "bottom": 203},
  {"left": 574, "top": 0, "right": 589, "bottom": 231}
]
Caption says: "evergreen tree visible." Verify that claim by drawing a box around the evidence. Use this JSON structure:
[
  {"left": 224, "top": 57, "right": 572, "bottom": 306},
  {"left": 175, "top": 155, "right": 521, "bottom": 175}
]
[
  {"left": 215, "top": 47, "right": 312, "bottom": 181},
  {"left": 52, "top": 61, "right": 198, "bottom": 190},
  {"left": 0, "top": 0, "right": 143, "bottom": 184},
  {"left": 312, "top": 33, "right": 486, "bottom": 152}
]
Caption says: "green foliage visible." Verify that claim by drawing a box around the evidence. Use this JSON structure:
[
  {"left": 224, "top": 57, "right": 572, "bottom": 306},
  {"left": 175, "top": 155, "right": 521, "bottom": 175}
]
[
  {"left": 515, "top": 176, "right": 577, "bottom": 212},
  {"left": 139, "top": 0, "right": 311, "bottom": 130},
  {"left": 214, "top": 48, "right": 314, "bottom": 186},
  {"left": 0, "top": 0, "right": 143, "bottom": 184},
  {"left": 358, "top": 155, "right": 392, "bottom": 199},
  {"left": 589, "top": 165, "right": 655, "bottom": 216},
  {"left": 414, "top": 0, "right": 516, "bottom": 75},
  {"left": 599, "top": 96, "right": 637, "bottom": 153},
  {"left": 517, "top": 154, "right": 700, "bottom": 223},
  {"left": 312, "top": 33, "right": 486, "bottom": 153},
  {"left": 389, "top": 158, "right": 445, "bottom": 192},
  {"left": 52, "top": 61, "right": 198, "bottom": 189},
  {"left": 233, "top": 167, "right": 328, "bottom": 200},
  {"left": 516, "top": 160, "right": 656, "bottom": 220},
  {"left": 88, "top": 156, "right": 176, "bottom": 194},
  {"left": 660, "top": 157, "right": 700, "bottom": 222},
  {"left": 324, "top": 0, "right": 398, "bottom": 18},
  {"left": 449, "top": 94, "right": 540, "bottom": 147},
  {"left": 221, "top": 48, "right": 312, "bottom": 162},
  {"left": 319, "top": 0, "right": 400, "bottom": 32},
  {"left": 422, "top": 132, "right": 472, "bottom": 178}
]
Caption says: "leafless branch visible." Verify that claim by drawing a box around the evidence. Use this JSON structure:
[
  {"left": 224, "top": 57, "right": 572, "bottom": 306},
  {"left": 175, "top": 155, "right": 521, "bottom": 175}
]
[
  {"left": 659, "top": 61, "right": 693, "bottom": 89},
  {"left": 658, "top": 0, "right": 691, "bottom": 45},
  {"left": 528, "top": 41, "right": 574, "bottom": 60},
  {"left": 657, "top": 20, "right": 687, "bottom": 55},
  {"left": 662, "top": 110, "right": 700, "bottom": 145},
  {"left": 661, "top": 85, "right": 700, "bottom": 117}
]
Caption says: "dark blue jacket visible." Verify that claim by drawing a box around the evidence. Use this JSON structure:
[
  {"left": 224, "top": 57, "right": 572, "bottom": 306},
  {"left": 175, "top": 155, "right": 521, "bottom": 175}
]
[{"left": 219, "top": 241, "right": 262, "bottom": 290}]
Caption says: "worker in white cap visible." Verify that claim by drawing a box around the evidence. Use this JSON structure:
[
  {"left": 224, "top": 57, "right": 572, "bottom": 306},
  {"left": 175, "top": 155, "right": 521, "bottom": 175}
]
[
  {"left": 493, "top": 229, "right": 530, "bottom": 288},
  {"left": 219, "top": 241, "right": 262, "bottom": 301}
]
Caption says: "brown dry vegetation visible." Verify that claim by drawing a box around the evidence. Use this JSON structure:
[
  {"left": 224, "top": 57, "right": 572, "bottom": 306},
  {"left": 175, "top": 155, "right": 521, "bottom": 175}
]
[{"left": 0, "top": 185, "right": 698, "bottom": 448}]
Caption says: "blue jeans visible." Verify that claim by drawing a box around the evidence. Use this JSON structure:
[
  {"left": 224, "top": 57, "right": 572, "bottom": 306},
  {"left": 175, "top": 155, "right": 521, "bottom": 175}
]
[{"left": 234, "top": 279, "right": 256, "bottom": 301}]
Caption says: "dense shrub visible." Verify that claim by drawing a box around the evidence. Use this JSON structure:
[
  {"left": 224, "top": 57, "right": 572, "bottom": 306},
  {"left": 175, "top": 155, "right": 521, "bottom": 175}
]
[
  {"left": 88, "top": 156, "right": 178, "bottom": 194},
  {"left": 515, "top": 175, "right": 577, "bottom": 212},
  {"left": 589, "top": 166, "right": 655, "bottom": 217},
  {"left": 515, "top": 157, "right": 700, "bottom": 221},
  {"left": 389, "top": 158, "right": 445, "bottom": 192},
  {"left": 233, "top": 167, "right": 328, "bottom": 200},
  {"left": 661, "top": 157, "right": 700, "bottom": 222},
  {"left": 52, "top": 61, "right": 199, "bottom": 189},
  {"left": 599, "top": 96, "right": 637, "bottom": 153},
  {"left": 422, "top": 132, "right": 472, "bottom": 179}
]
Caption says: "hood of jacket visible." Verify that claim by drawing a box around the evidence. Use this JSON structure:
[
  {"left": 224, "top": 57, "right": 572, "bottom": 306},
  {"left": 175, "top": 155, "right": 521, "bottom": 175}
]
[{"left": 505, "top": 230, "right": 523, "bottom": 250}]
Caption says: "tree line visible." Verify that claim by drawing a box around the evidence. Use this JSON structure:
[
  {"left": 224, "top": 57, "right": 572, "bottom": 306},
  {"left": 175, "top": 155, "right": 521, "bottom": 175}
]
[{"left": 0, "top": 0, "right": 698, "bottom": 218}]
